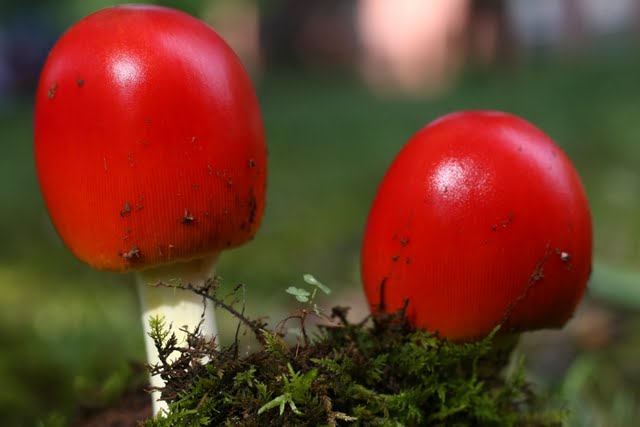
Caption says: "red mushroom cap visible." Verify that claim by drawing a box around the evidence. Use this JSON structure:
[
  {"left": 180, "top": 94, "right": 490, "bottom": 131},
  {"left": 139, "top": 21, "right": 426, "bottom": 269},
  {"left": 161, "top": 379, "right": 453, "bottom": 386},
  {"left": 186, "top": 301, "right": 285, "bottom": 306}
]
[
  {"left": 361, "top": 111, "right": 592, "bottom": 341},
  {"left": 35, "top": 5, "right": 266, "bottom": 272}
]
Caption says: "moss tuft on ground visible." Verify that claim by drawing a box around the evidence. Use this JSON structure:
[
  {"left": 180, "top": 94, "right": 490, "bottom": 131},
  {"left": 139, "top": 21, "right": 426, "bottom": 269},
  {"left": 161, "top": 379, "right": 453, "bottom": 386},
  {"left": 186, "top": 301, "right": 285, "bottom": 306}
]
[{"left": 144, "top": 279, "right": 566, "bottom": 426}]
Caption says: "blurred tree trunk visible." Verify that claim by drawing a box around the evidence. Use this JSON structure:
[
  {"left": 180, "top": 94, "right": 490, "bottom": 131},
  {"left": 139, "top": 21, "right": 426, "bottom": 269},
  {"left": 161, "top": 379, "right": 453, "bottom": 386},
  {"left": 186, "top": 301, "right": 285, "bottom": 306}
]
[
  {"left": 467, "top": 0, "right": 515, "bottom": 65},
  {"left": 634, "top": 0, "right": 640, "bottom": 36},
  {"left": 564, "top": 0, "right": 586, "bottom": 49},
  {"left": 260, "top": 0, "right": 356, "bottom": 70}
]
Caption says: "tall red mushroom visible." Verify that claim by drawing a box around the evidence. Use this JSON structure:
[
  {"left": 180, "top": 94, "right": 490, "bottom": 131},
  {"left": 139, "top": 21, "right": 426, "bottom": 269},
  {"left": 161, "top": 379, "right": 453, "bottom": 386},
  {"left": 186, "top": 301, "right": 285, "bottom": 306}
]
[
  {"left": 361, "top": 111, "right": 592, "bottom": 342},
  {"left": 34, "top": 5, "right": 266, "bottom": 414}
]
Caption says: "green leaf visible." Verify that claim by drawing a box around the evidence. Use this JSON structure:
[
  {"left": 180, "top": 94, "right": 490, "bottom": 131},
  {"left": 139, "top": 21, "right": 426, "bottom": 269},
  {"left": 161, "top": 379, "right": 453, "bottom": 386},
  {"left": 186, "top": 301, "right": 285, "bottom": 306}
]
[
  {"left": 148, "top": 315, "right": 170, "bottom": 346},
  {"left": 303, "top": 274, "right": 331, "bottom": 295},
  {"left": 334, "top": 411, "right": 358, "bottom": 422},
  {"left": 258, "top": 394, "right": 289, "bottom": 415},
  {"left": 255, "top": 381, "right": 269, "bottom": 400},
  {"left": 233, "top": 367, "right": 256, "bottom": 388},
  {"left": 261, "top": 330, "right": 290, "bottom": 357},
  {"left": 288, "top": 399, "right": 302, "bottom": 415},
  {"left": 286, "top": 286, "right": 311, "bottom": 302}
]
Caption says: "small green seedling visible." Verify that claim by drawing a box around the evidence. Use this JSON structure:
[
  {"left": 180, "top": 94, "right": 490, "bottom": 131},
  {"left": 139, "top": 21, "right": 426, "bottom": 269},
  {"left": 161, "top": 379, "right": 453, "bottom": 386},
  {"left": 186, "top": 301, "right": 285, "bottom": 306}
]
[{"left": 285, "top": 273, "right": 331, "bottom": 315}]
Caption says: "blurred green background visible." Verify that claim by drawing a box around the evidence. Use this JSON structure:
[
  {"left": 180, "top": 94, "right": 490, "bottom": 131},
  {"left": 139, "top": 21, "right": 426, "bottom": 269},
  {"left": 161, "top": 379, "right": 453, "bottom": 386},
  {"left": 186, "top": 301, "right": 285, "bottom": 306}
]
[{"left": 1, "top": 0, "right": 640, "bottom": 426}]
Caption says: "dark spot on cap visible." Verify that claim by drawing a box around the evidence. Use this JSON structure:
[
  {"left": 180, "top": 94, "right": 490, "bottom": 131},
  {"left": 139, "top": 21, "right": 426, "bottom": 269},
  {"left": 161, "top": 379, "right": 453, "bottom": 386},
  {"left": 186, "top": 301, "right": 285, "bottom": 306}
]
[
  {"left": 247, "top": 188, "right": 257, "bottom": 225},
  {"left": 378, "top": 277, "right": 388, "bottom": 311},
  {"left": 400, "top": 238, "right": 410, "bottom": 247},
  {"left": 120, "top": 202, "right": 131, "bottom": 218},
  {"left": 121, "top": 246, "right": 140, "bottom": 260},
  {"left": 405, "top": 257, "right": 411, "bottom": 264},
  {"left": 501, "top": 216, "right": 512, "bottom": 228},
  {"left": 48, "top": 82, "right": 57, "bottom": 99},
  {"left": 248, "top": 158, "right": 256, "bottom": 168},
  {"left": 181, "top": 209, "right": 195, "bottom": 224},
  {"left": 77, "top": 79, "right": 84, "bottom": 87},
  {"left": 392, "top": 255, "right": 399, "bottom": 262}
]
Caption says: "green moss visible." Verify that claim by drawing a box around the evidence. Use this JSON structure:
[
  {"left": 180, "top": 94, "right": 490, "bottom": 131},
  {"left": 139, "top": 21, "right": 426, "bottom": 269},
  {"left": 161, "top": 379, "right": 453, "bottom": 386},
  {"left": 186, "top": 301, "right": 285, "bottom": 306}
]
[{"left": 143, "top": 282, "right": 566, "bottom": 427}]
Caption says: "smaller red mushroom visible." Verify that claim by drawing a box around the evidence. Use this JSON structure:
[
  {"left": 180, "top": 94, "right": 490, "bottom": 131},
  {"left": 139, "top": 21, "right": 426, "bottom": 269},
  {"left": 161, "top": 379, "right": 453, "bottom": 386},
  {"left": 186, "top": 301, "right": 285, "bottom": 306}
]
[
  {"left": 361, "top": 111, "right": 592, "bottom": 341},
  {"left": 34, "top": 5, "right": 266, "bottom": 414}
]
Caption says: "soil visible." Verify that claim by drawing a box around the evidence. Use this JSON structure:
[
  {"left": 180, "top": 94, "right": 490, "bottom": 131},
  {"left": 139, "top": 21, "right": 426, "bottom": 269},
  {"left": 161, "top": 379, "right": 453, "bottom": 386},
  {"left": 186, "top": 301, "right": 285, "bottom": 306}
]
[{"left": 71, "top": 386, "right": 151, "bottom": 427}]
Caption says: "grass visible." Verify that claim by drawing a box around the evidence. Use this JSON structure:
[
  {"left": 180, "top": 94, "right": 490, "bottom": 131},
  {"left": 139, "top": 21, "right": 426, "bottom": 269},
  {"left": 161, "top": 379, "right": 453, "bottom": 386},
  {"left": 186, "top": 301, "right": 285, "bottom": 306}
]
[{"left": 1, "top": 50, "right": 640, "bottom": 425}]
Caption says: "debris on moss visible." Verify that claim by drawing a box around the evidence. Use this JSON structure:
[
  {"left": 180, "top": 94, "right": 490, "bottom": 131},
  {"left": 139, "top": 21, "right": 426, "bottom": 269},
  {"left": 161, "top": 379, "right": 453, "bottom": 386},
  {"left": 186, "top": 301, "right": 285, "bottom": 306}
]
[{"left": 143, "top": 277, "right": 567, "bottom": 426}]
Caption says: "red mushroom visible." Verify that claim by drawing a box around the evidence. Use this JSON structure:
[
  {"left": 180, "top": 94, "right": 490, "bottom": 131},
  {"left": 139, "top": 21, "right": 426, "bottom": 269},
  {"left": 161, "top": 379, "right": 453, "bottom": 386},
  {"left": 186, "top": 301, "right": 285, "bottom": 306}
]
[
  {"left": 34, "top": 5, "right": 266, "bottom": 414},
  {"left": 361, "top": 111, "right": 592, "bottom": 341}
]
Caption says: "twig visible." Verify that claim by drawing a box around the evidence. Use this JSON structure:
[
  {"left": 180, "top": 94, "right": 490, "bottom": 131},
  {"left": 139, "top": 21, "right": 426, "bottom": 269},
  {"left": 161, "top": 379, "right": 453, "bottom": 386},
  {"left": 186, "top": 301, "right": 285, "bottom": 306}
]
[
  {"left": 233, "top": 283, "right": 247, "bottom": 358},
  {"left": 152, "top": 279, "right": 266, "bottom": 344}
]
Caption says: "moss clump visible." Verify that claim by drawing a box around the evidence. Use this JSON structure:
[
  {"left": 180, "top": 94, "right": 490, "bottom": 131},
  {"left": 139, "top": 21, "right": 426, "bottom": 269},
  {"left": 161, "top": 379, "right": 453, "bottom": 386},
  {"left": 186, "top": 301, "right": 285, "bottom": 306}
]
[{"left": 144, "top": 280, "right": 566, "bottom": 426}]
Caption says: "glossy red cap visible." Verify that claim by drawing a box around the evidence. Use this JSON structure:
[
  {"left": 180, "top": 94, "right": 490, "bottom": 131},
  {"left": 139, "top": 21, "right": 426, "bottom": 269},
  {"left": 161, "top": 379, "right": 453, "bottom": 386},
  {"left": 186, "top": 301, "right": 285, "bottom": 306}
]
[
  {"left": 361, "top": 111, "right": 592, "bottom": 341},
  {"left": 35, "top": 6, "right": 266, "bottom": 272}
]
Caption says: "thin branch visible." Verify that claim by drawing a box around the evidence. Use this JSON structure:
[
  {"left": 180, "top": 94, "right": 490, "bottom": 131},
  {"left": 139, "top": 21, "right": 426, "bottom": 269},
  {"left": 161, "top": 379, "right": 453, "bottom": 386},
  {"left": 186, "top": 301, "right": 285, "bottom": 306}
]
[
  {"left": 152, "top": 279, "right": 266, "bottom": 344},
  {"left": 378, "top": 277, "right": 387, "bottom": 312},
  {"left": 233, "top": 283, "right": 247, "bottom": 358}
]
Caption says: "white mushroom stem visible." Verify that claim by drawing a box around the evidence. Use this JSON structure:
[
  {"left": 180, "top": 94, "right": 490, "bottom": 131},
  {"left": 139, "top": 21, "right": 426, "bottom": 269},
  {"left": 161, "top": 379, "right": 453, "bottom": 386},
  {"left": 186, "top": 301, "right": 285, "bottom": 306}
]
[{"left": 136, "top": 254, "right": 218, "bottom": 416}]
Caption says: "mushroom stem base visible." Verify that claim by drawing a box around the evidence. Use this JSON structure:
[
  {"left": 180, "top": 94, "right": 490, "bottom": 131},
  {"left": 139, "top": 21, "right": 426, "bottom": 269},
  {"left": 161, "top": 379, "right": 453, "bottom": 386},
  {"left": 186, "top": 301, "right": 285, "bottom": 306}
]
[{"left": 136, "top": 255, "right": 219, "bottom": 417}]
